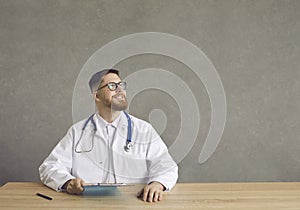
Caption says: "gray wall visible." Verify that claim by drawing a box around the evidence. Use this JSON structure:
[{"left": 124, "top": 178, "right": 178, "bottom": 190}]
[{"left": 0, "top": 0, "right": 299, "bottom": 186}]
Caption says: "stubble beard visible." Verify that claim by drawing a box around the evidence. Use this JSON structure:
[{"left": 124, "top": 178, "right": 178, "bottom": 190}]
[
  {"left": 99, "top": 92, "right": 128, "bottom": 112},
  {"left": 107, "top": 92, "right": 128, "bottom": 111},
  {"left": 111, "top": 97, "right": 128, "bottom": 111}
]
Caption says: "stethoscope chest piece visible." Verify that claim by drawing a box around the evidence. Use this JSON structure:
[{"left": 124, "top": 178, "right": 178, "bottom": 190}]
[
  {"left": 124, "top": 142, "right": 133, "bottom": 152},
  {"left": 123, "top": 111, "right": 133, "bottom": 152}
]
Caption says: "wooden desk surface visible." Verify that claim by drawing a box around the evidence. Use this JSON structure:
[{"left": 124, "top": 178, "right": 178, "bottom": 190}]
[{"left": 0, "top": 182, "right": 300, "bottom": 210}]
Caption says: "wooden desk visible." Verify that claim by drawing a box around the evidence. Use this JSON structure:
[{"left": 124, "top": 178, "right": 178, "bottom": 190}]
[{"left": 0, "top": 182, "right": 299, "bottom": 209}]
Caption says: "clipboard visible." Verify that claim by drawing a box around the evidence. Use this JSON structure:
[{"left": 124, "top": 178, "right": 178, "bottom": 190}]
[
  {"left": 84, "top": 183, "right": 129, "bottom": 187},
  {"left": 82, "top": 183, "right": 132, "bottom": 196}
]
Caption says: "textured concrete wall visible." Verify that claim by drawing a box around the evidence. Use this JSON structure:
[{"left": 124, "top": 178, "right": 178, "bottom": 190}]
[{"left": 0, "top": 0, "right": 299, "bottom": 186}]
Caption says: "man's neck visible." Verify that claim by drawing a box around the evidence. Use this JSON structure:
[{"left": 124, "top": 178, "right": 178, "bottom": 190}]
[{"left": 98, "top": 108, "right": 121, "bottom": 123}]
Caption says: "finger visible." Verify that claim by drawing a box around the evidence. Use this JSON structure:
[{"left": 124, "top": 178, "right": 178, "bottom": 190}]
[
  {"left": 153, "top": 191, "right": 159, "bottom": 202},
  {"left": 147, "top": 189, "right": 154, "bottom": 203},
  {"left": 78, "top": 179, "right": 84, "bottom": 192},
  {"left": 143, "top": 186, "right": 149, "bottom": 202},
  {"left": 158, "top": 192, "right": 163, "bottom": 201},
  {"left": 76, "top": 178, "right": 84, "bottom": 193},
  {"left": 69, "top": 180, "right": 74, "bottom": 187},
  {"left": 67, "top": 180, "right": 74, "bottom": 191},
  {"left": 80, "top": 179, "right": 85, "bottom": 193},
  {"left": 80, "top": 179, "right": 85, "bottom": 186},
  {"left": 75, "top": 178, "right": 81, "bottom": 188},
  {"left": 137, "top": 189, "right": 143, "bottom": 198},
  {"left": 73, "top": 179, "right": 79, "bottom": 192},
  {"left": 67, "top": 181, "right": 75, "bottom": 194}
]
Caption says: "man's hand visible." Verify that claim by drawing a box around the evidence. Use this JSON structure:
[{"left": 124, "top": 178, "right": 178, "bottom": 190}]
[
  {"left": 137, "top": 181, "right": 165, "bottom": 202},
  {"left": 63, "top": 178, "right": 85, "bottom": 194}
]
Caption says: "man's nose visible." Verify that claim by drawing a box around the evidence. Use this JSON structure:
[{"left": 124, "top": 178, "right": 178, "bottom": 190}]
[{"left": 116, "top": 85, "right": 124, "bottom": 92}]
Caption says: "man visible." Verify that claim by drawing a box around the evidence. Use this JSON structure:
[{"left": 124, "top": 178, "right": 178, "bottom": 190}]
[{"left": 39, "top": 69, "right": 178, "bottom": 202}]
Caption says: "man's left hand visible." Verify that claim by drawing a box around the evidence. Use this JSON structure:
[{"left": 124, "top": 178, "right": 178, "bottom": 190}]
[{"left": 137, "top": 181, "right": 165, "bottom": 202}]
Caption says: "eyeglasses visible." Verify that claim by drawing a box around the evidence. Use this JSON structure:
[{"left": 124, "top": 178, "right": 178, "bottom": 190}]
[{"left": 97, "top": 81, "right": 127, "bottom": 91}]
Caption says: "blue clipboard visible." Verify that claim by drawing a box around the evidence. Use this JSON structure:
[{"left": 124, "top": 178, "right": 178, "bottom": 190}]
[{"left": 82, "top": 183, "right": 128, "bottom": 196}]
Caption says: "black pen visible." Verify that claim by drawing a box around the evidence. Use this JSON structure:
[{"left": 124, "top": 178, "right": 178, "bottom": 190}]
[{"left": 36, "top": 193, "right": 52, "bottom": 200}]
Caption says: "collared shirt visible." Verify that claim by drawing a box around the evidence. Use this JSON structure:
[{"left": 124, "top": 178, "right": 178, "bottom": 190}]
[{"left": 94, "top": 113, "right": 122, "bottom": 183}]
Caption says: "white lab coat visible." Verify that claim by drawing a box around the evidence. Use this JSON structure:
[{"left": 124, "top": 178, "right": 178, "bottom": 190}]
[{"left": 39, "top": 112, "right": 178, "bottom": 191}]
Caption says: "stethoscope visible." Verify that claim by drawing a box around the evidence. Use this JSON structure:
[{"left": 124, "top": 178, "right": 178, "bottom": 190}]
[{"left": 75, "top": 111, "right": 133, "bottom": 153}]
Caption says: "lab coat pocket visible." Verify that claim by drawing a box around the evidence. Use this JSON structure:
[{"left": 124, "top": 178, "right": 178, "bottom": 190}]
[
  {"left": 113, "top": 150, "right": 148, "bottom": 181},
  {"left": 72, "top": 151, "right": 105, "bottom": 183}
]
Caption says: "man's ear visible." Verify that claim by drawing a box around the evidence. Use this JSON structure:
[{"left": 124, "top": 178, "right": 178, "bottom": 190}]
[{"left": 93, "top": 92, "right": 100, "bottom": 101}]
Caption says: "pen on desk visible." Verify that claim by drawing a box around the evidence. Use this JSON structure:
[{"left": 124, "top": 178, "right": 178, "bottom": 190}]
[{"left": 36, "top": 193, "right": 52, "bottom": 200}]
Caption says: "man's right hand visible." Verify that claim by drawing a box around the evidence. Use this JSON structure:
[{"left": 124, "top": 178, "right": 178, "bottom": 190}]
[{"left": 63, "top": 178, "right": 85, "bottom": 194}]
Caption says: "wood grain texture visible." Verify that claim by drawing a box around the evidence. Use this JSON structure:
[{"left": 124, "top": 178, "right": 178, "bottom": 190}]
[{"left": 0, "top": 182, "right": 299, "bottom": 210}]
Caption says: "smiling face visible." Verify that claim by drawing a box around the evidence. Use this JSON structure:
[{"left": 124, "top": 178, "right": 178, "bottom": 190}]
[{"left": 95, "top": 73, "right": 128, "bottom": 111}]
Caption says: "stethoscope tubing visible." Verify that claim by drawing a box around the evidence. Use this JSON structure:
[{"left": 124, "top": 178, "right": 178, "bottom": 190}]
[{"left": 75, "top": 111, "right": 132, "bottom": 153}]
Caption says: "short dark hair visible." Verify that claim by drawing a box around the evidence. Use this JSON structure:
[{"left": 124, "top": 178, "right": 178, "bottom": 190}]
[{"left": 88, "top": 69, "right": 119, "bottom": 92}]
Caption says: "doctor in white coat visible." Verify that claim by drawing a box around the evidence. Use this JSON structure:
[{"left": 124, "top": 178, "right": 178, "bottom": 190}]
[{"left": 39, "top": 69, "right": 178, "bottom": 202}]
